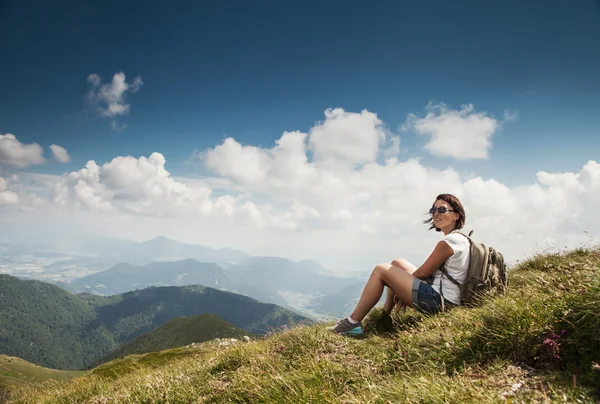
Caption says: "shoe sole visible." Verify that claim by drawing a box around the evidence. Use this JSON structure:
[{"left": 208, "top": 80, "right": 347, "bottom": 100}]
[{"left": 340, "top": 328, "right": 365, "bottom": 337}]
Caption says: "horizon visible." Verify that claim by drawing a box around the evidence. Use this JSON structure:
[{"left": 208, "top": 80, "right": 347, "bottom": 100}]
[{"left": 1, "top": 1, "right": 600, "bottom": 274}]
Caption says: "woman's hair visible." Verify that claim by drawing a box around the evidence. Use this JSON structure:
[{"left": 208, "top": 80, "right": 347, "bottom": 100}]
[{"left": 423, "top": 193, "right": 466, "bottom": 232}]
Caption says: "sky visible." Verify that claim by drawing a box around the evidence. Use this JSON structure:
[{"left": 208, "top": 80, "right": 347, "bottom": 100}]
[{"left": 1, "top": 0, "right": 599, "bottom": 274}]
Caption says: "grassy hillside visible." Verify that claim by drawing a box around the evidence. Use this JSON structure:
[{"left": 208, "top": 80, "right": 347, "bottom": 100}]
[
  {"left": 98, "top": 314, "right": 249, "bottom": 363},
  {"left": 5, "top": 247, "right": 600, "bottom": 403},
  {"left": 0, "top": 355, "right": 83, "bottom": 402}
]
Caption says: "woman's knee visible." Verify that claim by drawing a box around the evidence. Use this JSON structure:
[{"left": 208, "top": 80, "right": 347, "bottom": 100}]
[
  {"left": 372, "top": 263, "right": 391, "bottom": 277},
  {"left": 391, "top": 258, "right": 417, "bottom": 274}
]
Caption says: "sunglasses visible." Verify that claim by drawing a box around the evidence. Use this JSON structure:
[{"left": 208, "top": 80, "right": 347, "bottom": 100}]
[{"left": 429, "top": 206, "right": 454, "bottom": 215}]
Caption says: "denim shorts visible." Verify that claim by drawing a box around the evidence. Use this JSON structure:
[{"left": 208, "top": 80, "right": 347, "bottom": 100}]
[{"left": 411, "top": 278, "right": 457, "bottom": 314}]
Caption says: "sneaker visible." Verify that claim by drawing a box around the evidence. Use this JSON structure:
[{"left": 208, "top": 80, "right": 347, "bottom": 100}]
[{"left": 326, "top": 318, "right": 364, "bottom": 336}]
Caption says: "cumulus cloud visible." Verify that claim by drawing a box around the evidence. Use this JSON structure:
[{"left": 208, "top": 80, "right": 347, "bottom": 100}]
[
  {"left": 197, "top": 107, "right": 600, "bottom": 268},
  {"left": 0, "top": 134, "right": 45, "bottom": 168},
  {"left": 308, "top": 108, "right": 388, "bottom": 167},
  {"left": 383, "top": 135, "right": 401, "bottom": 160},
  {"left": 49, "top": 150, "right": 323, "bottom": 232},
  {"left": 403, "top": 103, "right": 499, "bottom": 160},
  {"left": 0, "top": 176, "right": 19, "bottom": 205},
  {"left": 49, "top": 144, "right": 71, "bottom": 163},
  {"left": 3, "top": 106, "right": 599, "bottom": 273},
  {"left": 86, "top": 71, "right": 143, "bottom": 129}
]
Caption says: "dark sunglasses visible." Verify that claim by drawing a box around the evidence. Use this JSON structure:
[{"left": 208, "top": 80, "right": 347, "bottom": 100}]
[{"left": 429, "top": 206, "right": 454, "bottom": 215}]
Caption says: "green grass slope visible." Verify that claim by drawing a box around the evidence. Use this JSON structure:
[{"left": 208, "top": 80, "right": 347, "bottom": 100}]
[
  {"left": 98, "top": 313, "right": 250, "bottom": 363},
  {"left": 6, "top": 247, "right": 600, "bottom": 403},
  {"left": 0, "top": 355, "right": 84, "bottom": 402}
]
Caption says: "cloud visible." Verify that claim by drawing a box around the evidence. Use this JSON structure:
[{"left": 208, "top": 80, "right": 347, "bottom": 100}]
[
  {"left": 0, "top": 134, "right": 45, "bottom": 168},
  {"left": 49, "top": 145, "right": 71, "bottom": 163},
  {"left": 0, "top": 176, "right": 19, "bottom": 205},
  {"left": 2, "top": 106, "right": 599, "bottom": 274},
  {"left": 383, "top": 135, "right": 401, "bottom": 160},
  {"left": 49, "top": 150, "right": 319, "bottom": 232},
  {"left": 86, "top": 71, "right": 143, "bottom": 129},
  {"left": 308, "top": 108, "right": 388, "bottom": 167},
  {"left": 403, "top": 103, "right": 499, "bottom": 160}
]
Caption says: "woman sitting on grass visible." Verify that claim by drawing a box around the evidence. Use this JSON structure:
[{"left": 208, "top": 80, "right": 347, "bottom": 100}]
[{"left": 328, "top": 193, "right": 470, "bottom": 336}]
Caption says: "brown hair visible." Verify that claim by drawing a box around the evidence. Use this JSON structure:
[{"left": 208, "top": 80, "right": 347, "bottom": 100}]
[{"left": 423, "top": 193, "right": 466, "bottom": 232}]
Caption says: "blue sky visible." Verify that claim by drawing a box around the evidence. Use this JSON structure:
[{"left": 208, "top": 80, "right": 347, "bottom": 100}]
[
  {"left": 1, "top": 0, "right": 599, "bottom": 186},
  {"left": 2, "top": 0, "right": 600, "bottom": 272}
]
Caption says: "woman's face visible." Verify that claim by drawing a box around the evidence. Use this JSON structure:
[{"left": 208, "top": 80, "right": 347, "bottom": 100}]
[{"left": 431, "top": 199, "right": 459, "bottom": 231}]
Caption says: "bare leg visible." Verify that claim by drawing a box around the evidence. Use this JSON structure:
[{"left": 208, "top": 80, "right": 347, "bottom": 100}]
[
  {"left": 383, "top": 259, "right": 418, "bottom": 314},
  {"left": 350, "top": 263, "right": 415, "bottom": 322}
]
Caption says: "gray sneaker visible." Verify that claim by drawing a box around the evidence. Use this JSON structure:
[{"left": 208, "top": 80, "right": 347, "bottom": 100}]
[{"left": 326, "top": 318, "right": 364, "bottom": 336}]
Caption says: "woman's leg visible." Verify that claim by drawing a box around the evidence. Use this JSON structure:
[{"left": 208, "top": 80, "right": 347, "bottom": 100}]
[
  {"left": 349, "top": 263, "right": 415, "bottom": 322},
  {"left": 383, "top": 259, "right": 418, "bottom": 314}
]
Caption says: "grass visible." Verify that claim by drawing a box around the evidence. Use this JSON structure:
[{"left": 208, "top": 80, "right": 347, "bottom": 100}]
[
  {"left": 5, "top": 246, "right": 600, "bottom": 403},
  {"left": 94, "top": 313, "right": 251, "bottom": 367},
  {"left": 0, "top": 355, "right": 84, "bottom": 402}
]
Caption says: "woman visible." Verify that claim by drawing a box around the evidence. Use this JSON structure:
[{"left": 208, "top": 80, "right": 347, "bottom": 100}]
[{"left": 328, "top": 193, "right": 470, "bottom": 336}]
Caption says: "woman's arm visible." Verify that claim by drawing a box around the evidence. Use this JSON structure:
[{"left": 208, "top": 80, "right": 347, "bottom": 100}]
[{"left": 412, "top": 240, "right": 454, "bottom": 280}]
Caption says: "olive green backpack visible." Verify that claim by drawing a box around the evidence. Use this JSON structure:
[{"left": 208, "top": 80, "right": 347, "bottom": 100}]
[{"left": 435, "top": 229, "right": 508, "bottom": 307}]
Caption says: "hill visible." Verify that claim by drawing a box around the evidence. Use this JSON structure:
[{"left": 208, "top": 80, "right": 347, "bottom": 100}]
[
  {"left": 98, "top": 314, "right": 248, "bottom": 364},
  {"left": 68, "top": 259, "right": 233, "bottom": 295},
  {"left": 5, "top": 246, "right": 600, "bottom": 403},
  {"left": 0, "top": 276, "right": 308, "bottom": 371},
  {"left": 0, "top": 274, "right": 117, "bottom": 371},
  {"left": 0, "top": 355, "right": 84, "bottom": 401},
  {"left": 59, "top": 256, "right": 364, "bottom": 318},
  {"left": 0, "top": 235, "right": 250, "bottom": 283},
  {"left": 226, "top": 256, "right": 361, "bottom": 310}
]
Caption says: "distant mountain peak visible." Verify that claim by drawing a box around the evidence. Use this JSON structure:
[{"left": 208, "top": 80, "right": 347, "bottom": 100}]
[{"left": 141, "top": 235, "right": 178, "bottom": 244}]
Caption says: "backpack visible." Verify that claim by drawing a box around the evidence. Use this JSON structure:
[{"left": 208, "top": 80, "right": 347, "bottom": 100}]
[{"left": 431, "top": 229, "right": 508, "bottom": 308}]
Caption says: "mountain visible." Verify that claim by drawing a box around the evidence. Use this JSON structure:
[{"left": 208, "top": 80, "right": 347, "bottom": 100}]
[
  {"left": 0, "top": 274, "right": 117, "bottom": 371},
  {"left": 68, "top": 259, "right": 234, "bottom": 295},
  {"left": 4, "top": 234, "right": 368, "bottom": 319},
  {"left": 99, "top": 314, "right": 248, "bottom": 363},
  {"left": 0, "top": 235, "right": 251, "bottom": 282},
  {"left": 59, "top": 256, "right": 364, "bottom": 319},
  {"left": 0, "top": 354, "right": 84, "bottom": 398},
  {"left": 307, "top": 281, "right": 376, "bottom": 317},
  {"left": 226, "top": 256, "right": 362, "bottom": 311},
  {"left": 0, "top": 275, "right": 308, "bottom": 370},
  {"left": 80, "top": 235, "right": 250, "bottom": 269}
]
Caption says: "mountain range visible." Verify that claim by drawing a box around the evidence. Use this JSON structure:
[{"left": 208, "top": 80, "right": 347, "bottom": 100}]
[
  {"left": 1, "top": 235, "right": 370, "bottom": 319},
  {"left": 0, "top": 274, "right": 308, "bottom": 370}
]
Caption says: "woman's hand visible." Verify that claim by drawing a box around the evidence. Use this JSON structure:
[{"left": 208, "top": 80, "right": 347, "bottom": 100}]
[{"left": 393, "top": 295, "right": 406, "bottom": 316}]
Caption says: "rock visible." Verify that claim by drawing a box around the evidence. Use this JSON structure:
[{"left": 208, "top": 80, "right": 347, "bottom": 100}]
[{"left": 242, "top": 336, "right": 251, "bottom": 342}]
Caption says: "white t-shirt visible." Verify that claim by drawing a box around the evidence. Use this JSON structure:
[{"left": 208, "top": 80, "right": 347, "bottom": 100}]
[{"left": 430, "top": 232, "right": 470, "bottom": 305}]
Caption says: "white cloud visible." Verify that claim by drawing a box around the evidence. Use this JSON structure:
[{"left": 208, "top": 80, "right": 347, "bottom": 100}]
[
  {"left": 86, "top": 71, "right": 143, "bottom": 129},
  {"left": 48, "top": 152, "right": 298, "bottom": 231},
  {"left": 49, "top": 144, "right": 71, "bottom": 163},
  {"left": 383, "top": 135, "right": 401, "bottom": 160},
  {"left": 403, "top": 103, "right": 499, "bottom": 160},
  {"left": 2, "top": 107, "right": 599, "bottom": 275},
  {"left": 0, "top": 133, "right": 45, "bottom": 168},
  {"left": 0, "top": 176, "right": 19, "bottom": 205},
  {"left": 308, "top": 108, "right": 388, "bottom": 167}
]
